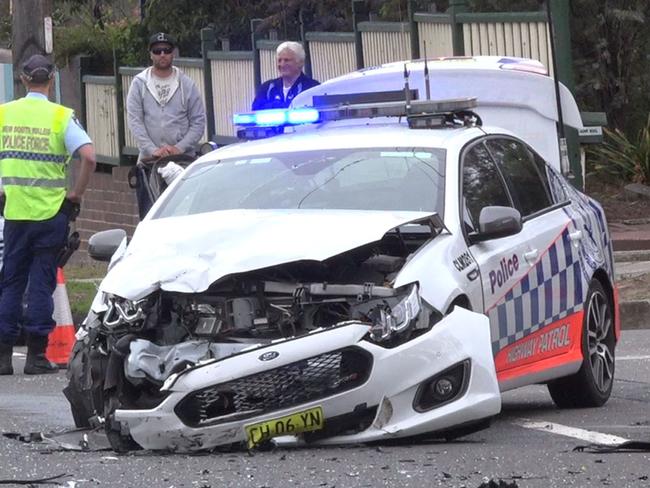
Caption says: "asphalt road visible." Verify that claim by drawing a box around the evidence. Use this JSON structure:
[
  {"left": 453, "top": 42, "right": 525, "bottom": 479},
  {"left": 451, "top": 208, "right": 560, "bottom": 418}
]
[{"left": 1, "top": 330, "right": 649, "bottom": 488}]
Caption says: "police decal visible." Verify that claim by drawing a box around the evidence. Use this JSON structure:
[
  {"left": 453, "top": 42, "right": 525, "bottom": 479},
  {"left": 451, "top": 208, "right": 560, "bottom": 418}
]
[{"left": 489, "top": 254, "right": 519, "bottom": 294}]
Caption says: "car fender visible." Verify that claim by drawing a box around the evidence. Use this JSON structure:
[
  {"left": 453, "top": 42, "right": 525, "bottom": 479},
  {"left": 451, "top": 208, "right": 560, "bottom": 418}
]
[{"left": 394, "top": 234, "right": 483, "bottom": 313}]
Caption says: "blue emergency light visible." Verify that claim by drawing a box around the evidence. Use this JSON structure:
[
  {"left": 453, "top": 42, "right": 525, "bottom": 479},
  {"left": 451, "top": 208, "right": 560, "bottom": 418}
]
[
  {"left": 233, "top": 98, "right": 479, "bottom": 140},
  {"left": 233, "top": 108, "right": 320, "bottom": 128}
]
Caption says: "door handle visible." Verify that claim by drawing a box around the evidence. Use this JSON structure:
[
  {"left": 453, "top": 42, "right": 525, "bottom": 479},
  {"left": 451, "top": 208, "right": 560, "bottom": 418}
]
[
  {"left": 523, "top": 250, "right": 539, "bottom": 264},
  {"left": 569, "top": 230, "right": 583, "bottom": 245}
]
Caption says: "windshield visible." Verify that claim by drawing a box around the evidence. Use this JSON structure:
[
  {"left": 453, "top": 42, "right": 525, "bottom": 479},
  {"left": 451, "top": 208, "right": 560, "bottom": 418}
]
[{"left": 154, "top": 147, "right": 446, "bottom": 218}]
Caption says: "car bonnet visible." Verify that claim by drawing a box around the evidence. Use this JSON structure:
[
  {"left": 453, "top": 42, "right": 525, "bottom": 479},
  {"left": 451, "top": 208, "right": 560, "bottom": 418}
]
[{"left": 99, "top": 209, "right": 436, "bottom": 300}]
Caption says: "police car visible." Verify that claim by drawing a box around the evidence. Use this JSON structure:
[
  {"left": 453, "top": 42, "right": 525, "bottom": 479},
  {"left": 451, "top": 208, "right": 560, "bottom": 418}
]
[{"left": 66, "top": 57, "right": 618, "bottom": 452}]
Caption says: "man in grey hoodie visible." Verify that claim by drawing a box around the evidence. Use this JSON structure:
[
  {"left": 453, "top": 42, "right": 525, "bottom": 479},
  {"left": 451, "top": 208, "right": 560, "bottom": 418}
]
[{"left": 126, "top": 32, "right": 205, "bottom": 218}]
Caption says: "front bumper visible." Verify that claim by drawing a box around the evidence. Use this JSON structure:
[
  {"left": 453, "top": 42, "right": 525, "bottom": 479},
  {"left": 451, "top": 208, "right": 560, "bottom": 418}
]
[{"left": 115, "top": 307, "right": 501, "bottom": 451}]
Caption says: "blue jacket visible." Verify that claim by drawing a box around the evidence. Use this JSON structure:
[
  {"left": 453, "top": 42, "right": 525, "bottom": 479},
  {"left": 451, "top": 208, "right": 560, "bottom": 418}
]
[{"left": 252, "top": 72, "right": 320, "bottom": 110}]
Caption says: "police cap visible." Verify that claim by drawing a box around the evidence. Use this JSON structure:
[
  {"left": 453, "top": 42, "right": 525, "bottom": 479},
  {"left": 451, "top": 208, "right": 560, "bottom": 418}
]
[{"left": 22, "top": 54, "right": 54, "bottom": 84}]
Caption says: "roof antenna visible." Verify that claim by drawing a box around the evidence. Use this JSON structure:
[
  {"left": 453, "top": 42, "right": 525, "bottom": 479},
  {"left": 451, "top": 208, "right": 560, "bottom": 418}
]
[
  {"left": 403, "top": 63, "right": 411, "bottom": 112},
  {"left": 423, "top": 41, "right": 431, "bottom": 100}
]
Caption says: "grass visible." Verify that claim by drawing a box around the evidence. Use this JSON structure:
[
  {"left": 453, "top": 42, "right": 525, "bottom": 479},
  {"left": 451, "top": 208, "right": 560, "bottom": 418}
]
[
  {"left": 63, "top": 262, "right": 108, "bottom": 280},
  {"left": 63, "top": 262, "right": 107, "bottom": 323},
  {"left": 67, "top": 280, "right": 99, "bottom": 321}
]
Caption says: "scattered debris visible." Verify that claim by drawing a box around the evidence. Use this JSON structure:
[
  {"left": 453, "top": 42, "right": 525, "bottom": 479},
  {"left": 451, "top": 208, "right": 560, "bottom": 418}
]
[
  {"left": 0, "top": 473, "right": 69, "bottom": 485},
  {"left": 3, "top": 428, "right": 112, "bottom": 452},
  {"left": 574, "top": 440, "right": 650, "bottom": 453},
  {"left": 476, "top": 480, "right": 519, "bottom": 488}
]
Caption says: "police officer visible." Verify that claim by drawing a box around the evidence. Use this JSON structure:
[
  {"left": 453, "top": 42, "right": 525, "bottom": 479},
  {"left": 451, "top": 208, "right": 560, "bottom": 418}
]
[{"left": 0, "top": 54, "right": 96, "bottom": 375}]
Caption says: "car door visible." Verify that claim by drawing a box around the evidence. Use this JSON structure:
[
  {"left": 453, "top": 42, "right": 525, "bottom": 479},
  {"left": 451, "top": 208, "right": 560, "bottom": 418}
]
[
  {"left": 460, "top": 139, "right": 535, "bottom": 360},
  {"left": 483, "top": 137, "right": 584, "bottom": 387}
]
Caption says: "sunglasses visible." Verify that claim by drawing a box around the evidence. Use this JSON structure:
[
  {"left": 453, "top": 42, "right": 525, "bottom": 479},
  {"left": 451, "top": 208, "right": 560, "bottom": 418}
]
[{"left": 151, "top": 47, "right": 173, "bottom": 55}]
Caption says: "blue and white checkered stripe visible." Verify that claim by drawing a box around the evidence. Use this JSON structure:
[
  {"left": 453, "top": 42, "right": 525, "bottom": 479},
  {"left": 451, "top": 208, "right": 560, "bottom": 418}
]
[
  {"left": 488, "top": 226, "right": 584, "bottom": 354},
  {"left": 0, "top": 150, "right": 67, "bottom": 163}
]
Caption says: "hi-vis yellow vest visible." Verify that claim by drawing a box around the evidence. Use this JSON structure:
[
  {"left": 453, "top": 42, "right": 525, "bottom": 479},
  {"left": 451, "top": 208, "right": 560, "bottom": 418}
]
[{"left": 0, "top": 97, "right": 72, "bottom": 221}]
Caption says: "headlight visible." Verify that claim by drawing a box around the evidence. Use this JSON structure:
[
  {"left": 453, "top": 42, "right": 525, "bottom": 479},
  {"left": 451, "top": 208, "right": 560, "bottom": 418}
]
[
  {"left": 103, "top": 295, "right": 147, "bottom": 329},
  {"left": 369, "top": 284, "right": 421, "bottom": 341}
]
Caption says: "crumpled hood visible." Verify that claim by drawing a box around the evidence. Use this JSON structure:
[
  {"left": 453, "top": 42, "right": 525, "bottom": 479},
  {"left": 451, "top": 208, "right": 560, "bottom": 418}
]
[{"left": 100, "top": 209, "right": 435, "bottom": 300}]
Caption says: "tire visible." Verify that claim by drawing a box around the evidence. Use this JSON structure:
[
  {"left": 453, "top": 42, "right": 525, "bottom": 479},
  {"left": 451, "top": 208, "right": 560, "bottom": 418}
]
[
  {"left": 104, "top": 396, "right": 141, "bottom": 453},
  {"left": 547, "top": 279, "right": 615, "bottom": 408}
]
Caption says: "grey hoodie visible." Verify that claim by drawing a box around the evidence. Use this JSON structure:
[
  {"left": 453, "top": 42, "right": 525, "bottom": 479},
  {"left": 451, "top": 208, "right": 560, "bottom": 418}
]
[{"left": 126, "top": 67, "right": 205, "bottom": 159}]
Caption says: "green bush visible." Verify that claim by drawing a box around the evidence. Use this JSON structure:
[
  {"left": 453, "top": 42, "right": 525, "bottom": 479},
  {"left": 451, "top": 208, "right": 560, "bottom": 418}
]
[
  {"left": 587, "top": 115, "right": 650, "bottom": 185},
  {"left": 54, "top": 16, "right": 148, "bottom": 71}
]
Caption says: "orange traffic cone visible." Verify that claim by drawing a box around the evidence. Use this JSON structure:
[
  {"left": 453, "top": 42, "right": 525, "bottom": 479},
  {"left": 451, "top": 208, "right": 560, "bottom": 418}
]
[{"left": 46, "top": 268, "right": 76, "bottom": 368}]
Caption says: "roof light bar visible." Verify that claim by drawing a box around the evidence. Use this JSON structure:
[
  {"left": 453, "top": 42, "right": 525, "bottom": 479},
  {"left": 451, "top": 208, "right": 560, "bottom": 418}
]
[
  {"left": 232, "top": 98, "right": 479, "bottom": 139},
  {"left": 233, "top": 108, "right": 320, "bottom": 128}
]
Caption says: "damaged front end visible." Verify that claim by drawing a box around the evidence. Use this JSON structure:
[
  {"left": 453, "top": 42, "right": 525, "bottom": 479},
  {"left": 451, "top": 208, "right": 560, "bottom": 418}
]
[{"left": 65, "top": 216, "right": 500, "bottom": 452}]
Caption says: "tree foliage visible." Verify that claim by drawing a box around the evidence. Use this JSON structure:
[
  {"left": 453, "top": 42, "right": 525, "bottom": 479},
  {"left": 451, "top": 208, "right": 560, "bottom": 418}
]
[
  {"left": 53, "top": 1, "right": 148, "bottom": 70},
  {"left": 570, "top": 1, "right": 650, "bottom": 134},
  {"left": 40, "top": 0, "right": 650, "bottom": 143}
]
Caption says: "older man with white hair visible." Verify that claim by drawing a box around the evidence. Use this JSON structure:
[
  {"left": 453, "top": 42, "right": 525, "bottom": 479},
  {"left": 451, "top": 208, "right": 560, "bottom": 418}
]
[{"left": 252, "top": 41, "right": 319, "bottom": 110}]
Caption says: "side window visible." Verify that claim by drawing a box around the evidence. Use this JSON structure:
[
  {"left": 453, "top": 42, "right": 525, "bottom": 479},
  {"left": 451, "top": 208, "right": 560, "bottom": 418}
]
[
  {"left": 486, "top": 138, "right": 552, "bottom": 217},
  {"left": 462, "top": 142, "right": 511, "bottom": 232},
  {"left": 536, "top": 152, "right": 569, "bottom": 204}
]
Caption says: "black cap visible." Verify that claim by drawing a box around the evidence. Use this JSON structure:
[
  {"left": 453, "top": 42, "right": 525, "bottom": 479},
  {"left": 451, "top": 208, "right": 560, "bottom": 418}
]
[
  {"left": 149, "top": 32, "right": 176, "bottom": 50},
  {"left": 22, "top": 54, "right": 54, "bottom": 83}
]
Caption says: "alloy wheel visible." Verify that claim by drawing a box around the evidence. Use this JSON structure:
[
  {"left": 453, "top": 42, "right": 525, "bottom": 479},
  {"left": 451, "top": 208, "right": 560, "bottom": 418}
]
[{"left": 586, "top": 289, "right": 614, "bottom": 393}]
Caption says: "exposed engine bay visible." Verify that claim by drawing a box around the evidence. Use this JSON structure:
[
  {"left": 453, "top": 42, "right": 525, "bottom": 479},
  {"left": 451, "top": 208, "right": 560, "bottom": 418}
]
[{"left": 65, "top": 222, "right": 443, "bottom": 450}]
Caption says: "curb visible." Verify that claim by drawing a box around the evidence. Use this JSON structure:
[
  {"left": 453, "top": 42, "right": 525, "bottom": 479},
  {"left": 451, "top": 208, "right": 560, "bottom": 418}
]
[
  {"left": 620, "top": 300, "right": 650, "bottom": 330},
  {"left": 614, "top": 250, "right": 650, "bottom": 263}
]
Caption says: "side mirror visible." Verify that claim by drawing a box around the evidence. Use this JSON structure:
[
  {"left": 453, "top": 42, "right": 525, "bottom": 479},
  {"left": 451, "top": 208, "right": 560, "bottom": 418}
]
[
  {"left": 469, "top": 206, "right": 522, "bottom": 244},
  {"left": 88, "top": 229, "right": 127, "bottom": 262}
]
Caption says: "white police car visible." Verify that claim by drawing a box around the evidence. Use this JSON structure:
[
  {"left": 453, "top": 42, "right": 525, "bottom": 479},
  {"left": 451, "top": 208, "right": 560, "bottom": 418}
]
[{"left": 65, "top": 57, "right": 618, "bottom": 452}]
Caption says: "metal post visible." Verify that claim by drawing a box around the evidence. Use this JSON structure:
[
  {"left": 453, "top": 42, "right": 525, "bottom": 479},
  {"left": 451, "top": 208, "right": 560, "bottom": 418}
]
[
  {"left": 299, "top": 7, "right": 313, "bottom": 78},
  {"left": 549, "top": 0, "right": 581, "bottom": 188},
  {"left": 352, "top": 0, "right": 368, "bottom": 70},
  {"left": 448, "top": 0, "right": 467, "bottom": 56},
  {"left": 408, "top": 0, "right": 420, "bottom": 59},
  {"left": 78, "top": 56, "right": 92, "bottom": 130},
  {"left": 251, "top": 19, "right": 263, "bottom": 90},
  {"left": 113, "top": 50, "right": 126, "bottom": 163},
  {"left": 201, "top": 27, "right": 216, "bottom": 139}
]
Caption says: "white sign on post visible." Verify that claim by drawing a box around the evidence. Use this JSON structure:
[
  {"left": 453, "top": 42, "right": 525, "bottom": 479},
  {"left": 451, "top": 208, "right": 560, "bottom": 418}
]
[
  {"left": 44, "top": 17, "right": 53, "bottom": 54},
  {"left": 578, "top": 126, "right": 603, "bottom": 137}
]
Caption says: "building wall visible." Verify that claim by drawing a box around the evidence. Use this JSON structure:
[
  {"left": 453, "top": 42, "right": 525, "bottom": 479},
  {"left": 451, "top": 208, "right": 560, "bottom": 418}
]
[{"left": 73, "top": 163, "right": 139, "bottom": 263}]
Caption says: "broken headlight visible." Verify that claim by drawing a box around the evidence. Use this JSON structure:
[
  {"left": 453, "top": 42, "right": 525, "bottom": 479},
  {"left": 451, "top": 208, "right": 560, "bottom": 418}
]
[
  {"left": 369, "top": 284, "right": 421, "bottom": 341},
  {"left": 103, "top": 295, "right": 148, "bottom": 330}
]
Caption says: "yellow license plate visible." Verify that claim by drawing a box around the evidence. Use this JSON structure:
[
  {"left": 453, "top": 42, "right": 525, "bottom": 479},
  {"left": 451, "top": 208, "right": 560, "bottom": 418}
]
[{"left": 245, "top": 406, "right": 324, "bottom": 449}]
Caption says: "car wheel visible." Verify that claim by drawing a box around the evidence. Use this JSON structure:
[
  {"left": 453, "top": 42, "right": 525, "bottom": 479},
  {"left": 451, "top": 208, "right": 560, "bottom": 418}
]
[
  {"left": 547, "top": 279, "right": 615, "bottom": 408},
  {"left": 104, "top": 396, "right": 141, "bottom": 453}
]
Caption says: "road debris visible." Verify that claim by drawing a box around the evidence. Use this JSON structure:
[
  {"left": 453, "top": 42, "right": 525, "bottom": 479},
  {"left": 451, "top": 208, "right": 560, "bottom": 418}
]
[
  {"left": 574, "top": 439, "right": 650, "bottom": 453},
  {"left": 0, "top": 473, "right": 69, "bottom": 485},
  {"left": 2, "top": 427, "right": 112, "bottom": 452}
]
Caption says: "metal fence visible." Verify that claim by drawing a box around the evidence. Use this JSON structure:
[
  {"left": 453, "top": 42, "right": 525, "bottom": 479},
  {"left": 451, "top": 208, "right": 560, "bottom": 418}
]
[
  {"left": 459, "top": 12, "right": 553, "bottom": 76},
  {"left": 306, "top": 32, "right": 356, "bottom": 82},
  {"left": 83, "top": 9, "right": 557, "bottom": 165},
  {"left": 414, "top": 14, "right": 454, "bottom": 58},
  {"left": 209, "top": 51, "right": 255, "bottom": 137},
  {"left": 83, "top": 76, "right": 120, "bottom": 164},
  {"left": 359, "top": 22, "right": 412, "bottom": 67}
]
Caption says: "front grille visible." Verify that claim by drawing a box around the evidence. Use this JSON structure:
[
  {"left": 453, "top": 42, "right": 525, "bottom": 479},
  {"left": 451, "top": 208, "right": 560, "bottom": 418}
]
[{"left": 175, "top": 347, "right": 373, "bottom": 427}]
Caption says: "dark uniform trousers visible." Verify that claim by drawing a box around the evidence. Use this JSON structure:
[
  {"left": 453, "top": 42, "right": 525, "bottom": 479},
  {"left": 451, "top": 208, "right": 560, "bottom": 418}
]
[{"left": 0, "top": 211, "right": 69, "bottom": 344}]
